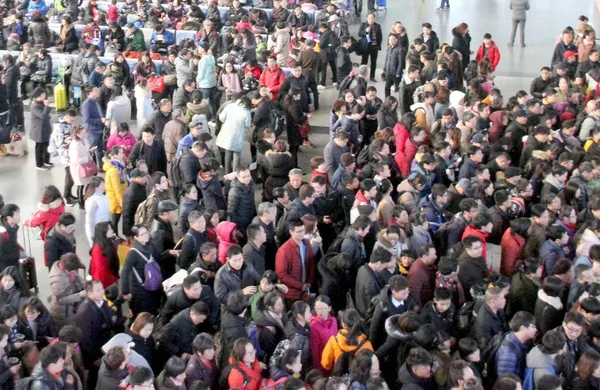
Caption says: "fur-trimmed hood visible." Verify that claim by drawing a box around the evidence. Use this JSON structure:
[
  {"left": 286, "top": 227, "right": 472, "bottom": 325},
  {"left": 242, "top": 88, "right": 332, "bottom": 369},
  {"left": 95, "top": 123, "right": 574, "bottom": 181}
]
[
  {"left": 37, "top": 198, "right": 63, "bottom": 212},
  {"left": 384, "top": 314, "right": 416, "bottom": 339}
]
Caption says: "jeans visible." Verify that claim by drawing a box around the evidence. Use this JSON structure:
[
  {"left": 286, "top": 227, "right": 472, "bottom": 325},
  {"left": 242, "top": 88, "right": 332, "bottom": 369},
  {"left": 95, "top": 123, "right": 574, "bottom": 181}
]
[
  {"left": 289, "top": 144, "right": 299, "bottom": 168},
  {"left": 86, "top": 131, "right": 105, "bottom": 170},
  {"left": 200, "top": 87, "right": 217, "bottom": 121},
  {"left": 224, "top": 150, "right": 240, "bottom": 174},
  {"left": 64, "top": 166, "right": 75, "bottom": 199},
  {"left": 34, "top": 142, "right": 49, "bottom": 168},
  {"left": 509, "top": 19, "right": 526, "bottom": 45},
  {"left": 353, "top": 0, "right": 362, "bottom": 14},
  {"left": 361, "top": 46, "right": 379, "bottom": 79}
]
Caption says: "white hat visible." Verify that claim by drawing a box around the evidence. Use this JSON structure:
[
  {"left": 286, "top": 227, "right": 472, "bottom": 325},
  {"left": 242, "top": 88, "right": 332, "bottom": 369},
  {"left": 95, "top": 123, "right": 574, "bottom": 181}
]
[{"left": 328, "top": 15, "right": 340, "bottom": 22}]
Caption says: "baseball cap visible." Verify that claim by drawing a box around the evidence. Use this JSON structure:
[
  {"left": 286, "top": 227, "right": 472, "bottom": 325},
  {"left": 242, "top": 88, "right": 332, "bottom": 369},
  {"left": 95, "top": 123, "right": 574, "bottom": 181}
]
[{"left": 515, "top": 109, "right": 528, "bottom": 118}]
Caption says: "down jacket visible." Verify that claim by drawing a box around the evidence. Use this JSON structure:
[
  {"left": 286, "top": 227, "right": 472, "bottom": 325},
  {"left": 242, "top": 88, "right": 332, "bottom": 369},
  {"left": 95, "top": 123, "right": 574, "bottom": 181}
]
[
  {"left": 227, "top": 178, "right": 256, "bottom": 232},
  {"left": 26, "top": 199, "right": 65, "bottom": 241},
  {"left": 48, "top": 261, "right": 85, "bottom": 329},
  {"left": 216, "top": 100, "right": 252, "bottom": 153},
  {"left": 103, "top": 160, "right": 129, "bottom": 214}
]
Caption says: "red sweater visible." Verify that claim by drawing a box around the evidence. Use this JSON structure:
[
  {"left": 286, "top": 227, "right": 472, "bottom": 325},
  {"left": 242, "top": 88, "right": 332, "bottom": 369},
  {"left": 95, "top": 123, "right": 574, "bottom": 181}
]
[{"left": 90, "top": 244, "right": 118, "bottom": 288}]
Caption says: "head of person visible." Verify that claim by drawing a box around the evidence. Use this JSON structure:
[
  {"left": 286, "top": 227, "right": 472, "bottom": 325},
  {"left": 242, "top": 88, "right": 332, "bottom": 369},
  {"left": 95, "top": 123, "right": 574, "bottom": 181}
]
[
  {"left": 226, "top": 245, "right": 244, "bottom": 271},
  {"left": 130, "top": 312, "right": 155, "bottom": 340},
  {"left": 129, "top": 366, "right": 155, "bottom": 389},
  {"left": 406, "top": 347, "right": 433, "bottom": 380}
]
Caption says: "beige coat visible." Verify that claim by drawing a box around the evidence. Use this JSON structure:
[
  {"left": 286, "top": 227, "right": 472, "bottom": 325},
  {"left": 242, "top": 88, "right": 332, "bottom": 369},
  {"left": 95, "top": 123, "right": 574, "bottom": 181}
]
[{"left": 49, "top": 262, "right": 85, "bottom": 330}]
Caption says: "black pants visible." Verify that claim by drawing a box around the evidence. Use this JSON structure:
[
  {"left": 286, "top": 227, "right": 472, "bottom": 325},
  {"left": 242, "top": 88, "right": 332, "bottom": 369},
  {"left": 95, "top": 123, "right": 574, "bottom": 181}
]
[
  {"left": 34, "top": 142, "right": 49, "bottom": 168},
  {"left": 361, "top": 46, "right": 379, "bottom": 79},
  {"left": 289, "top": 144, "right": 299, "bottom": 168},
  {"left": 319, "top": 59, "right": 337, "bottom": 86},
  {"left": 367, "top": 0, "right": 375, "bottom": 11},
  {"left": 353, "top": 0, "right": 363, "bottom": 15},
  {"left": 77, "top": 185, "right": 85, "bottom": 210},
  {"left": 64, "top": 166, "right": 75, "bottom": 199},
  {"left": 111, "top": 213, "right": 121, "bottom": 236},
  {"left": 20, "top": 75, "right": 30, "bottom": 97},
  {"left": 384, "top": 75, "right": 398, "bottom": 97},
  {"left": 9, "top": 100, "right": 24, "bottom": 129}
]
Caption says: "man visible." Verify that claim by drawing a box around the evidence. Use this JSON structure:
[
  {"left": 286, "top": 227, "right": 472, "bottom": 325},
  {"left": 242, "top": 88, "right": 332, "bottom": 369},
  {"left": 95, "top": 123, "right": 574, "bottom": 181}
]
[
  {"left": 214, "top": 245, "right": 260, "bottom": 304},
  {"left": 125, "top": 23, "right": 145, "bottom": 52},
  {"left": 0, "top": 204, "right": 24, "bottom": 272},
  {"left": 252, "top": 203, "right": 278, "bottom": 272},
  {"left": 159, "top": 274, "right": 219, "bottom": 328},
  {"left": 331, "top": 152, "right": 355, "bottom": 191},
  {"left": 287, "top": 6, "right": 309, "bottom": 31},
  {"left": 554, "top": 311, "right": 587, "bottom": 380},
  {"left": 146, "top": 99, "right": 172, "bottom": 140},
  {"left": 172, "top": 80, "right": 196, "bottom": 112},
  {"left": 505, "top": 109, "right": 529, "bottom": 163},
  {"left": 576, "top": 49, "right": 600, "bottom": 76},
  {"left": 243, "top": 224, "right": 267, "bottom": 276},
  {"left": 382, "top": 34, "right": 405, "bottom": 98},
  {"left": 519, "top": 125, "right": 550, "bottom": 168},
  {"left": 474, "top": 287, "right": 507, "bottom": 346},
  {"left": 28, "top": 345, "right": 75, "bottom": 390},
  {"left": 283, "top": 169, "right": 306, "bottom": 202},
  {"left": 259, "top": 56, "right": 286, "bottom": 101},
  {"left": 476, "top": 33, "right": 501, "bottom": 71},
  {"left": 178, "top": 211, "right": 208, "bottom": 270},
  {"left": 179, "top": 142, "right": 207, "bottom": 189},
  {"left": 156, "top": 302, "right": 210, "bottom": 361},
  {"left": 98, "top": 75, "right": 115, "bottom": 114},
  {"left": 530, "top": 67, "right": 553, "bottom": 99},
  {"left": 121, "top": 169, "right": 149, "bottom": 238},
  {"left": 162, "top": 109, "right": 187, "bottom": 163},
  {"left": 317, "top": 23, "right": 339, "bottom": 89},
  {"left": 458, "top": 236, "right": 489, "bottom": 299},
  {"left": 150, "top": 24, "right": 174, "bottom": 54},
  {"left": 458, "top": 146, "right": 484, "bottom": 180},
  {"left": 336, "top": 36, "right": 353, "bottom": 84},
  {"left": 509, "top": 0, "right": 530, "bottom": 47},
  {"left": 419, "top": 23, "right": 440, "bottom": 54},
  {"left": 81, "top": 85, "right": 105, "bottom": 170},
  {"left": 175, "top": 49, "right": 193, "bottom": 88},
  {"left": 196, "top": 42, "right": 218, "bottom": 122},
  {"left": 298, "top": 40, "right": 321, "bottom": 106},
  {"left": 29, "top": 87, "right": 53, "bottom": 171},
  {"left": 227, "top": 166, "right": 256, "bottom": 234},
  {"left": 188, "top": 242, "right": 221, "bottom": 291},
  {"left": 486, "top": 153, "right": 510, "bottom": 182},
  {"left": 150, "top": 200, "right": 180, "bottom": 279},
  {"left": 284, "top": 184, "right": 316, "bottom": 223},
  {"left": 358, "top": 13, "right": 383, "bottom": 82},
  {"left": 496, "top": 311, "right": 538, "bottom": 378},
  {"left": 420, "top": 287, "right": 457, "bottom": 338},
  {"left": 418, "top": 183, "right": 448, "bottom": 232},
  {"left": 128, "top": 127, "right": 168, "bottom": 175},
  {"left": 76, "top": 280, "right": 114, "bottom": 388},
  {"left": 278, "top": 63, "right": 311, "bottom": 113},
  {"left": 487, "top": 190, "right": 511, "bottom": 245},
  {"left": 552, "top": 29, "right": 577, "bottom": 66},
  {"left": 324, "top": 130, "right": 350, "bottom": 180},
  {"left": 447, "top": 198, "right": 479, "bottom": 249},
  {"left": 176, "top": 119, "right": 206, "bottom": 157},
  {"left": 355, "top": 247, "right": 390, "bottom": 319},
  {"left": 525, "top": 330, "right": 566, "bottom": 388},
  {"left": 129, "top": 367, "right": 155, "bottom": 390},
  {"left": 44, "top": 213, "right": 76, "bottom": 271},
  {"left": 275, "top": 219, "right": 315, "bottom": 304},
  {"left": 4, "top": 55, "right": 23, "bottom": 132},
  {"left": 53, "top": 109, "right": 78, "bottom": 205},
  {"left": 399, "top": 65, "right": 420, "bottom": 115},
  {"left": 408, "top": 244, "right": 437, "bottom": 306},
  {"left": 579, "top": 100, "right": 600, "bottom": 142}
]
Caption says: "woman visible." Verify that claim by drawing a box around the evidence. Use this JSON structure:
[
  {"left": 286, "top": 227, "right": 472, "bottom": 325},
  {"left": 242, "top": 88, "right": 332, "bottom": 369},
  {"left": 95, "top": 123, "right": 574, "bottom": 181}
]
[
  {"left": 156, "top": 356, "right": 187, "bottom": 390},
  {"left": 284, "top": 88, "right": 309, "bottom": 168},
  {"left": 373, "top": 225, "right": 406, "bottom": 263},
  {"left": 106, "top": 123, "right": 137, "bottom": 159},
  {"left": 534, "top": 276, "right": 565, "bottom": 334},
  {"left": 19, "top": 298, "right": 56, "bottom": 350},
  {"left": 121, "top": 225, "right": 162, "bottom": 316},
  {"left": 377, "top": 96, "right": 398, "bottom": 131},
  {"left": 393, "top": 113, "right": 416, "bottom": 166},
  {"left": 24, "top": 185, "right": 65, "bottom": 241},
  {"left": 69, "top": 126, "right": 94, "bottom": 208},
  {"left": 268, "top": 349, "right": 302, "bottom": 388},
  {"left": 329, "top": 99, "right": 347, "bottom": 131},
  {"left": 28, "top": 10, "right": 52, "bottom": 49},
  {"left": 204, "top": 209, "right": 220, "bottom": 245},
  {"left": 0, "top": 324, "right": 21, "bottom": 387},
  {"left": 455, "top": 338, "right": 483, "bottom": 377},
  {"left": 178, "top": 184, "right": 200, "bottom": 238},
  {"left": 226, "top": 338, "right": 263, "bottom": 390},
  {"left": 357, "top": 13, "right": 382, "bottom": 81},
  {"left": 264, "top": 140, "right": 294, "bottom": 201},
  {"left": 90, "top": 222, "right": 119, "bottom": 289},
  {"left": 135, "top": 79, "right": 154, "bottom": 135},
  {"left": 321, "top": 309, "right": 373, "bottom": 373},
  {"left": 218, "top": 62, "right": 242, "bottom": 102},
  {"left": 238, "top": 29, "right": 257, "bottom": 62},
  {"left": 216, "top": 94, "right": 252, "bottom": 174},
  {"left": 500, "top": 218, "right": 531, "bottom": 277},
  {"left": 572, "top": 350, "right": 600, "bottom": 390},
  {"left": 579, "top": 30, "right": 597, "bottom": 62},
  {"left": 452, "top": 22, "right": 472, "bottom": 71},
  {"left": 0, "top": 267, "right": 29, "bottom": 312},
  {"left": 310, "top": 295, "right": 338, "bottom": 375},
  {"left": 103, "top": 146, "right": 128, "bottom": 236},
  {"left": 348, "top": 350, "right": 380, "bottom": 390},
  {"left": 273, "top": 22, "right": 291, "bottom": 67},
  {"left": 254, "top": 292, "right": 286, "bottom": 361},
  {"left": 84, "top": 177, "right": 110, "bottom": 246},
  {"left": 343, "top": 89, "right": 358, "bottom": 111},
  {"left": 505, "top": 258, "right": 542, "bottom": 319},
  {"left": 129, "top": 313, "right": 156, "bottom": 371},
  {"left": 133, "top": 52, "right": 157, "bottom": 85},
  {"left": 115, "top": 53, "right": 133, "bottom": 89},
  {"left": 301, "top": 215, "right": 323, "bottom": 258},
  {"left": 31, "top": 50, "right": 52, "bottom": 91},
  {"left": 59, "top": 15, "right": 78, "bottom": 53},
  {"left": 473, "top": 179, "right": 494, "bottom": 213},
  {"left": 30, "top": 87, "right": 52, "bottom": 170},
  {"left": 559, "top": 180, "right": 581, "bottom": 212},
  {"left": 49, "top": 253, "right": 86, "bottom": 330}
]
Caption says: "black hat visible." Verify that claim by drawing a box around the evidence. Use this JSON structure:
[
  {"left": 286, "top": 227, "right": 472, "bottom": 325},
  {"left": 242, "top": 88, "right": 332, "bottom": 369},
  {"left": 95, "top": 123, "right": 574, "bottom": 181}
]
[
  {"left": 158, "top": 200, "right": 178, "bottom": 213},
  {"left": 515, "top": 109, "right": 528, "bottom": 118}
]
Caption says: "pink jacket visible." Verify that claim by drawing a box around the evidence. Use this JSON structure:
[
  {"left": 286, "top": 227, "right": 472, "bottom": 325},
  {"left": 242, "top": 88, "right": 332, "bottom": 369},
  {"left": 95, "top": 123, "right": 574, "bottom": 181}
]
[
  {"left": 310, "top": 315, "right": 338, "bottom": 374},
  {"left": 106, "top": 132, "right": 137, "bottom": 158}
]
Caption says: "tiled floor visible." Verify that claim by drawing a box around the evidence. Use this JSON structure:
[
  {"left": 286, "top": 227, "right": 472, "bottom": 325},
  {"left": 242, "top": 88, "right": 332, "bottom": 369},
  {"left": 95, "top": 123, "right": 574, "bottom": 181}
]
[{"left": 0, "top": 0, "right": 595, "bottom": 300}]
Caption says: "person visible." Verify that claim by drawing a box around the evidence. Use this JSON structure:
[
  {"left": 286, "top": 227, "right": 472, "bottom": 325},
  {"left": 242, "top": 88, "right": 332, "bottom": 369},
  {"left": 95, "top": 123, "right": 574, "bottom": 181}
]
[
  {"left": 214, "top": 245, "right": 260, "bottom": 305},
  {"left": 476, "top": 33, "right": 501, "bottom": 71},
  {"left": 358, "top": 13, "right": 383, "bottom": 82},
  {"left": 51, "top": 111, "right": 78, "bottom": 206},
  {"left": 89, "top": 222, "right": 119, "bottom": 289},
  {"left": 473, "top": 287, "right": 507, "bottom": 347},
  {"left": 68, "top": 126, "right": 94, "bottom": 209},
  {"left": 129, "top": 366, "right": 155, "bottom": 390},
  {"left": 28, "top": 344, "right": 76, "bottom": 390},
  {"left": 48, "top": 253, "right": 86, "bottom": 331},
  {"left": 226, "top": 338, "right": 263, "bottom": 390},
  {"left": 0, "top": 266, "right": 29, "bottom": 313},
  {"left": 128, "top": 127, "right": 168, "bottom": 175},
  {"left": 276, "top": 218, "right": 315, "bottom": 303},
  {"left": 75, "top": 280, "right": 115, "bottom": 389},
  {"left": 44, "top": 212, "right": 76, "bottom": 271},
  {"left": 534, "top": 276, "right": 565, "bottom": 334},
  {"left": 399, "top": 65, "right": 421, "bottom": 116},
  {"left": 155, "top": 356, "right": 186, "bottom": 389},
  {"left": 310, "top": 295, "right": 338, "bottom": 375},
  {"left": 81, "top": 86, "right": 106, "bottom": 171},
  {"left": 96, "top": 345, "right": 130, "bottom": 389},
  {"left": 155, "top": 302, "right": 209, "bottom": 363},
  {"left": 397, "top": 347, "right": 436, "bottom": 389},
  {"left": 227, "top": 166, "right": 257, "bottom": 235},
  {"left": 458, "top": 236, "right": 489, "bottom": 299},
  {"left": 217, "top": 95, "right": 252, "bottom": 174},
  {"left": 121, "top": 169, "right": 149, "bottom": 239},
  {"left": 407, "top": 244, "right": 437, "bottom": 306},
  {"left": 30, "top": 87, "right": 52, "bottom": 171},
  {"left": 185, "top": 333, "right": 218, "bottom": 388},
  {"left": 103, "top": 146, "right": 128, "bottom": 236},
  {"left": 525, "top": 330, "right": 566, "bottom": 388},
  {"left": 84, "top": 177, "right": 110, "bottom": 246}
]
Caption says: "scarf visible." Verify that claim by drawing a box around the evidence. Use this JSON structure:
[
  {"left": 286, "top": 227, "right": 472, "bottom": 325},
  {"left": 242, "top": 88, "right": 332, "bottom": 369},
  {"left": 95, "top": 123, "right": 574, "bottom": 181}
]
[
  {"left": 111, "top": 160, "right": 128, "bottom": 184},
  {"left": 57, "top": 260, "right": 77, "bottom": 283}
]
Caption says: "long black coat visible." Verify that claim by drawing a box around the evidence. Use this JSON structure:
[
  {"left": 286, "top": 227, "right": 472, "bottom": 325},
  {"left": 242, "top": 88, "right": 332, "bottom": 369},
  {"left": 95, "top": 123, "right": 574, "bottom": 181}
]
[
  {"left": 75, "top": 297, "right": 115, "bottom": 367},
  {"left": 121, "top": 241, "right": 160, "bottom": 315},
  {"left": 156, "top": 308, "right": 199, "bottom": 357},
  {"left": 227, "top": 178, "right": 256, "bottom": 232},
  {"left": 159, "top": 285, "right": 220, "bottom": 328},
  {"left": 121, "top": 182, "right": 148, "bottom": 237},
  {"left": 128, "top": 140, "right": 168, "bottom": 175},
  {"left": 505, "top": 272, "right": 541, "bottom": 319}
]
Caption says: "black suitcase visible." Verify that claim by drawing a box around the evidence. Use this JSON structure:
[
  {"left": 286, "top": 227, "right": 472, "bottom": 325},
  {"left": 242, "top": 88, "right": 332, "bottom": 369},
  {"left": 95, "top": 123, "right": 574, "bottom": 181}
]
[{"left": 20, "top": 226, "right": 39, "bottom": 294}]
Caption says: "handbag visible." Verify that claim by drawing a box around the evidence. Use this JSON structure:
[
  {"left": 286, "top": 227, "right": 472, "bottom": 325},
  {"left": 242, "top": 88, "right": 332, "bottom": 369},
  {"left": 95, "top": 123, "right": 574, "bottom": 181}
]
[
  {"left": 78, "top": 161, "right": 98, "bottom": 178},
  {"left": 30, "top": 71, "right": 47, "bottom": 83},
  {"left": 148, "top": 75, "right": 165, "bottom": 93},
  {"left": 163, "top": 74, "right": 177, "bottom": 86},
  {"left": 299, "top": 120, "right": 311, "bottom": 138}
]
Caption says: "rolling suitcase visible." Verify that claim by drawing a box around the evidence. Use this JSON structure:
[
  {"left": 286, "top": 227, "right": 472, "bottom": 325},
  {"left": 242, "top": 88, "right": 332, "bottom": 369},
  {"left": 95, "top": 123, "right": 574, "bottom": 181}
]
[
  {"left": 54, "top": 83, "right": 67, "bottom": 111},
  {"left": 376, "top": 0, "right": 386, "bottom": 11},
  {"left": 20, "top": 226, "right": 38, "bottom": 294}
]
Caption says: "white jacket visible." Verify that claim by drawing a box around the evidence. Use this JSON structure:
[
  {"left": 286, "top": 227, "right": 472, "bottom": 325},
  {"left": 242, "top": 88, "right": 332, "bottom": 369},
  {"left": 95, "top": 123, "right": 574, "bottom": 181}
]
[{"left": 216, "top": 101, "right": 251, "bottom": 153}]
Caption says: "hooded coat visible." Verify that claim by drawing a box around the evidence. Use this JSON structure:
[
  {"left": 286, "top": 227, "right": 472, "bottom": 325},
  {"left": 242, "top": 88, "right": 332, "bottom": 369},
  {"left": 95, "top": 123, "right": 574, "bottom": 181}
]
[
  {"left": 26, "top": 199, "right": 65, "bottom": 241},
  {"left": 321, "top": 329, "right": 373, "bottom": 372},
  {"left": 369, "top": 286, "right": 418, "bottom": 349},
  {"left": 525, "top": 346, "right": 558, "bottom": 389}
]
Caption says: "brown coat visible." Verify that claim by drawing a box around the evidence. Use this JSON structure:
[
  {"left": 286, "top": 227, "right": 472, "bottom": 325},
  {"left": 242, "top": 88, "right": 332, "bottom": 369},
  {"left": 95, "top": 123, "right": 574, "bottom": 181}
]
[
  {"left": 298, "top": 48, "right": 321, "bottom": 83},
  {"left": 162, "top": 118, "right": 187, "bottom": 162}
]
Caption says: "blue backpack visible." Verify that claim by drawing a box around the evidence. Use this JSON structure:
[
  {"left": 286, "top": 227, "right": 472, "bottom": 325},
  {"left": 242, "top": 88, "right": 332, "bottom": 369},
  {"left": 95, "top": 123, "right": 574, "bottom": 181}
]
[
  {"left": 247, "top": 321, "right": 265, "bottom": 360},
  {"left": 522, "top": 365, "right": 555, "bottom": 390}
]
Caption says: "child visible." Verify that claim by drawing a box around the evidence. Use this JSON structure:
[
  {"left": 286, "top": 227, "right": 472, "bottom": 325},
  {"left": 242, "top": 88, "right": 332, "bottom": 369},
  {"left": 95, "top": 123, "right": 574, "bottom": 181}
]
[
  {"left": 243, "top": 59, "right": 262, "bottom": 79},
  {"left": 242, "top": 70, "right": 259, "bottom": 93},
  {"left": 107, "top": 0, "right": 119, "bottom": 22},
  {"left": 255, "top": 35, "right": 268, "bottom": 62},
  {"left": 309, "top": 156, "right": 328, "bottom": 183},
  {"left": 398, "top": 249, "right": 414, "bottom": 276},
  {"left": 249, "top": 270, "right": 289, "bottom": 320},
  {"left": 88, "top": 62, "right": 105, "bottom": 88},
  {"left": 104, "top": 284, "right": 129, "bottom": 332}
]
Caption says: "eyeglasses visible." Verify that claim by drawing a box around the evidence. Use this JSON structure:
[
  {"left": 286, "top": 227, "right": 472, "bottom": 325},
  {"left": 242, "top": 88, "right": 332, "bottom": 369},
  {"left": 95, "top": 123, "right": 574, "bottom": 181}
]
[{"left": 565, "top": 325, "right": 582, "bottom": 334}]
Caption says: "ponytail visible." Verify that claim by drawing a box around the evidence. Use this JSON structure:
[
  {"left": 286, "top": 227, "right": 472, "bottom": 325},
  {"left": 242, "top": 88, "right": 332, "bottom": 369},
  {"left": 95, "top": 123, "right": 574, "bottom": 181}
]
[{"left": 342, "top": 309, "right": 362, "bottom": 346}]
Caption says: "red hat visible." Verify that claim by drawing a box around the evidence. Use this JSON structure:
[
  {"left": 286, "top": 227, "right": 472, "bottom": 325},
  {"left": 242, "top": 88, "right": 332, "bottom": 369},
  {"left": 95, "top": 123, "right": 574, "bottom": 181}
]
[
  {"left": 560, "top": 112, "right": 575, "bottom": 122},
  {"left": 564, "top": 51, "right": 577, "bottom": 59}
]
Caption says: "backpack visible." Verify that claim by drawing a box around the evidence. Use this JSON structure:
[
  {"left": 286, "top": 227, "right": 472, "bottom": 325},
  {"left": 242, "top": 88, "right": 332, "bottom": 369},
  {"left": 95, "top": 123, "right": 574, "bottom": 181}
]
[
  {"left": 522, "top": 365, "right": 555, "bottom": 390},
  {"left": 130, "top": 248, "right": 163, "bottom": 291},
  {"left": 326, "top": 226, "right": 350, "bottom": 254},
  {"left": 337, "top": 74, "right": 358, "bottom": 98},
  {"left": 219, "top": 364, "right": 251, "bottom": 389},
  {"left": 331, "top": 336, "right": 368, "bottom": 376},
  {"left": 481, "top": 332, "right": 519, "bottom": 388},
  {"left": 269, "top": 338, "right": 291, "bottom": 368},
  {"left": 364, "top": 293, "right": 381, "bottom": 321},
  {"left": 247, "top": 321, "right": 265, "bottom": 361},
  {"left": 169, "top": 155, "right": 185, "bottom": 189},
  {"left": 134, "top": 194, "right": 157, "bottom": 227},
  {"left": 259, "top": 377, "right": 288, "bottom": 390},
  {"left": 269, "top": 108, "right": 286, "bottom": 137}
]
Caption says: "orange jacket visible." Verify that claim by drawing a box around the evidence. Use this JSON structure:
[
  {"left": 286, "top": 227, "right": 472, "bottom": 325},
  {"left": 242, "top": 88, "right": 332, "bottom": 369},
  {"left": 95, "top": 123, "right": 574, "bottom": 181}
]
[
  {"left": 228, "top": 359, "right": 262, "bottom": 390},
  {"left": 320, "top": 330, "right": 373, "bottom": 372}
]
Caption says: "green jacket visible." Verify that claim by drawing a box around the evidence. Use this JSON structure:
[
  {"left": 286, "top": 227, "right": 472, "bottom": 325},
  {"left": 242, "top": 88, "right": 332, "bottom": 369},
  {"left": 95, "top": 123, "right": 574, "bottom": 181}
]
[{"left": 125, "top": 28, "right": 146, "bottom": 52}]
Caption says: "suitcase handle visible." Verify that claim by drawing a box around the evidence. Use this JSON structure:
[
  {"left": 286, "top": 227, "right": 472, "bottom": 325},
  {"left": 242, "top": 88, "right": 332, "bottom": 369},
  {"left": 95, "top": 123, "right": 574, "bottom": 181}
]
[{"left": 21, "top": 225, "right": 32, "bottom": 257}]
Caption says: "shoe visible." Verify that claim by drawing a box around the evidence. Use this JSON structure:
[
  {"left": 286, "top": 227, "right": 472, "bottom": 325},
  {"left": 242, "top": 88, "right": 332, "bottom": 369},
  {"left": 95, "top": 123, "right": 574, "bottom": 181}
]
[
  {"left": 44, "top": 162, "right": 54, "bottom": 168},
  {"left": 369, "top": 78, "right": 377, "bottom": 82},
  {"left": 507, "top": 42, "right": 513, "bottom": 47},
  {"left": 65, "top": 198, "right": 77, "bottom": 207},
  {"left": 317, "top": 85, "right": 326, "bottom": 90},
  {"left": 436, "top": 7, "right": 443, "bottom": 10},
  {"left": 521, "top": 43, "right": 526, "bottom": 47},
  {"left": 303, "top": 140, "right": 316, "bottom": 148},
  {"left": 36, "top": 166, "right": 50, "bottom": 171}
]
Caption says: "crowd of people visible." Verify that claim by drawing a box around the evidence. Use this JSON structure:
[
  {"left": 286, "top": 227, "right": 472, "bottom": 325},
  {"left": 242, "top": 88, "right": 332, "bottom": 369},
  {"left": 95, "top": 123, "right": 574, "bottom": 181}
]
[{"left": 1, "top": 0, "right": 600, "bottom": 389}]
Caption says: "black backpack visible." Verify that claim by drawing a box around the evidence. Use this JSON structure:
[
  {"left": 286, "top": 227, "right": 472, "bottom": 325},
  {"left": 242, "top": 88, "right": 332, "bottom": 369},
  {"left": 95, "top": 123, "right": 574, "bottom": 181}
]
[
  {"left": 331, "top": 336, "right": 368, "bottom": 376},
  {"left": 337, "top": 74, "right": 358, "bottom": 98},
  {"left": 269, "top": 108, "right": 286, "bottom": 137},
  {"left": 218, "top": 364, "right": 250, "bottom": 389},
  {"left": 480, "top": 332, "right": 520, "bottom": 388},
  {"left": 169, "top": 154, "right": 184, "bottom": 189},
  {"left": 327, "top": 226, "right": 350, "bottom": 254}
]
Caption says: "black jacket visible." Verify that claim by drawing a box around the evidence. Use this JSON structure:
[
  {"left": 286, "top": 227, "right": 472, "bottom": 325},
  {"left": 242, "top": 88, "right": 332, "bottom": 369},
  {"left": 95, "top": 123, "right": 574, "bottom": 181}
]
[
  {"left": 177, "top": 198, "right": 200, "bottom": 238},
  {"left": 519, "top": 136, "right": 547, "bottom": 168},
  {"left": 242, "top": 242, "right": 266, "bottom": 277},
  {"left": 5, "top": 65, "right": 19, "bottom": 102},
  {"left": 96, "top": 355, "right": 129, "bottom": 390},
  {"left": 128, "top": 140, "right": 168, "bottom": 175},
  {"left": 159, "top": 285, "right": 220, "bottom": 328},
  {"left": 28, "top": 364, "right": 76, "bottom": 390},
  {"left": 457, "top": 252, "right": 488, "bottom": 300},
  {"left": 179, "top": 147, "right": 201, "bottom": 186},
  {"left": 156, "top": 308, "right": 199, "bottom": 357},
  {"left": 534, "top": 293, "right": 564, "bottom": 335},
  {"left": 335, "top": 46, "right": 352, "bottom": 82},
  {"left": 150, "top": 216, "right": 177, "bottom": 279},
  {"left": 214, "top": 263, "right": 260, "bottom": 304},
  {"left": 318, "top": 253, "right": 353, "bottom": 314},
  {"left": 197, "top": 174, "right": 226, "bottom": 211},
  {"left": 319, "top": 29, "right": 340, "bottom": 62},
  {"left": 487, "top": 206, "right": 510, "bottom": 245},
  {"left": 219, "top": 311, "right": 247, "bottom": 367},
  {"left": 369, "top": 285, "right": 418, "bottom": 349},
  {"left": 122, "top": 182, "right": 148, "bottom": 237},
  {"left": 0, "top": 220, "right": 21, "bottom": 273},
  {"left": 505, "top": 272, "right": 541, "bottom": 319},
  {"left": 121, "top": 241, "right": 160, "bottom": 315},
  {"left": 17, "top": 312, "right": 56, "bottom": 350},
  {"left": 254, "top": 309, "right": 285, "bottom": 362},
  {"left": 473, "top": 303, "right": 507, "bottom": 347},
  {"left": 129, "top": 331, "right": 156, "bottom": 370},
  {"left": 529, "top": 76, "right": 554, "bottom": 99},
  {"left": 227, "top": 178, "right": 256, "bottom": 232},
  {"left": 358, "top": 22, "right": 383, "bottom": 51},
  {"left": 355, "top": 264, "right": 385, "bottom": 319},
  {"left": 75, "top": 298, "right": 114, "bottom": 367},
  {"left": 148, "top": 110, "right": 172, "bottom": 140},
  {"left": 398, "top": 76, "right": 420, "bottom": 116},
  {"left": 452, "top": 27, "right": 471, "bottom": 70},
  {"left": 383, "top": 44, "right": 405, "bottom": 78},
  {"left": 397, "top": 362, "right": 435, "bottom": 390},
  {"left": 44, "top": 227, "right": 75, "bottom": 269},
  {"left": 178, "top": 227, "right": 207, "bottom": 270},
  {"left": 420, "top": 300, "right": 457, "bottom": 336},
  {"left": 419, "top": 31, "right": 440, "bottom": 53}
]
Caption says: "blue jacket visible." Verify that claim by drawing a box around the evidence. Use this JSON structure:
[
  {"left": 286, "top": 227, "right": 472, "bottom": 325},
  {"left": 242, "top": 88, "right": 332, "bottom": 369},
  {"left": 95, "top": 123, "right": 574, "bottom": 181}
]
[
  {"left": 331, "top": 115, "right": 360, "bottom": 145},
  {"left": 175, "top": 133, "right": 197, "bottom": 157},
  {"left": 540, "top": 240, "right": 565, "bottom": 276},
  {"left": 82, "top": 98, "right": 104, "bottom": 134},
  {"left": 196, "top": 55, "right": 217, "bottom": 88},
  {"left": 418, "top": 194, "right": 446, "bottom": 232},
  {"left": 150, "top": 29, "right": 174, "bottom": 46},
  {"left": 496, "top": 332, "right": 528, "bottom": 378},
  {"left": 28, "top": 0, "right": 49, "bottom": 15},
  {"left": 88, "top": 71, "right": 104, "bottom": 88}
]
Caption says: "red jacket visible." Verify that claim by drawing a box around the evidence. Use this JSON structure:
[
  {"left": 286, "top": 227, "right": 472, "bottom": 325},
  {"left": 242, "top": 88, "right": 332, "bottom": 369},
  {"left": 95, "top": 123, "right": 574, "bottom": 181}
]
[
  {"left": 475, "top": 41, "right": 501, "bottom": 71},
  {"left": 90, "top": 244, "right": 118, "bottom": 288},
  {"left": 243, "top": 65, "right": 262, "bottom": 80},
  {"left": 227, "top": 359, "right": 262, "bottom": 390},
  {"left": 310, "top": 315, "right": 338, "bottom": 374},
  {"left": 398, "top": 137, "right": 418, "bottom": 178},
  {"left": 393, "top": 123, "right": 410, "bottom": 155},
  {"left": 259, "top": 66, "right": 286, "bottom": 101},
  {"left": 408, "top": 258, "right": 436, "bottom": 306},
  {"left": 462, "top": 225, "right": 489, "bottom": 260},
  {"left": 310, "top": 170, "right": 328, "bottom": 184},
  {"left": 275, "top": 238, "right": 314, "bottom": 300},
  {"left": 500, "top": 228, "right": 526, "bottom": 277},
  {"left": 25, "top": 199, "right": 65, "bottom": 241}
]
